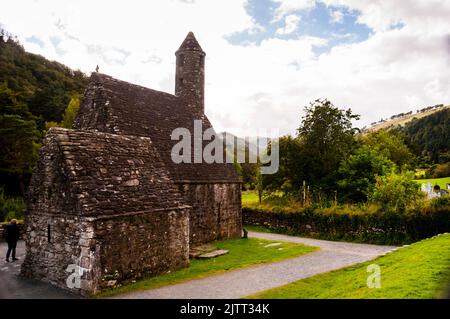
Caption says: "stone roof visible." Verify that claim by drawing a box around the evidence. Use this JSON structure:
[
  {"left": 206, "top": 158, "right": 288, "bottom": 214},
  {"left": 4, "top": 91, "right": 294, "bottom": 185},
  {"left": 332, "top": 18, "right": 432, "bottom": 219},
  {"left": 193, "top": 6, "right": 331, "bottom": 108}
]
[
  {"left": 27, "top": 128, "right": 187, "bottom": 217},
  {"left": 74, "top": 73, "right": 240, "bottom": 183},
  {"left": 176, "top": 31, "right": 205, "bottom": 54}
]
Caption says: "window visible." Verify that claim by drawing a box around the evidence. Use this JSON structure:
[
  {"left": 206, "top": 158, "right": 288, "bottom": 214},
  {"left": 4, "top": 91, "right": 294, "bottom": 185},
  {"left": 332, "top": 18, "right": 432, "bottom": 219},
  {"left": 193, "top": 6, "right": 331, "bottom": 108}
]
[{"left": 47, "top": 224, "right": 51, "bottom": 243}]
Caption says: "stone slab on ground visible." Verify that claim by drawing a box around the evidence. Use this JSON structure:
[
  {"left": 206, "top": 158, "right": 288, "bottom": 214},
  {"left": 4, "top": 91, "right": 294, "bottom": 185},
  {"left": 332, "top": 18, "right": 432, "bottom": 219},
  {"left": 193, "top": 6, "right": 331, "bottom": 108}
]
[
  {"left": 264, "top": 242, "right": 281, "bottom": 248},
  {"left": 197, "top": 249, "right": 229, "bottom": 259},
  {"left": 189, "top": 244, "right": 218, "bottom": 258}
]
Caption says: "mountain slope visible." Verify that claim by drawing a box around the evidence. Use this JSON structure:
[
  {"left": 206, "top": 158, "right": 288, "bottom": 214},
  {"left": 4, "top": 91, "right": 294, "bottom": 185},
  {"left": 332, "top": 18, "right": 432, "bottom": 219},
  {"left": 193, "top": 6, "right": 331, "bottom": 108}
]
[
  {"left": 0, "top": 31, "right": 88, "bottom": 124},
  {"left": 365, "top": 104, "right": 449, "bottom": 133},
  {"left": 397, "top": 108, "right": 450, "bottom": 164},
  {"left": 0, "top": 29, "right": 88, "bottom": 195}
]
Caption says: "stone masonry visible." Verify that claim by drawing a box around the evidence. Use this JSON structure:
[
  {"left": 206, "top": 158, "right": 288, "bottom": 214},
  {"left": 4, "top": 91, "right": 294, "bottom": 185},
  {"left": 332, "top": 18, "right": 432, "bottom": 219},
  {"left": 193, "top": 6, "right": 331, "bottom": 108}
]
[
  {"left": 21, "top": 128, "right": 190, "bottom": 295},
  {"left": 74, "top": 32, "right": 242, "bottom": 246},
  {"left": 21, "top": 32, "right": 242, "bottom": 295}
]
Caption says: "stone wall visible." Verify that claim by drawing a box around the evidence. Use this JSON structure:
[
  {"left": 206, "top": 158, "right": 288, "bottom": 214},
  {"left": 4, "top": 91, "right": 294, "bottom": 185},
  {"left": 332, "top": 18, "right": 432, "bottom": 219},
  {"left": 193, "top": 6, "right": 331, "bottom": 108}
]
[
  {"left": 20, "top": 214, "right": 88, "bottom": 291},
  {"left": 179, "top": 182, "right": 242, "bottom": 245},
  {"left": 175, "top": 32, "right": 205, "bottom": 114},
  {"left": 92, "top": 208, "right": 190, "bottom": 293},
  {"left": 21, "top": 208, "right": 190, "bottom": 296}
]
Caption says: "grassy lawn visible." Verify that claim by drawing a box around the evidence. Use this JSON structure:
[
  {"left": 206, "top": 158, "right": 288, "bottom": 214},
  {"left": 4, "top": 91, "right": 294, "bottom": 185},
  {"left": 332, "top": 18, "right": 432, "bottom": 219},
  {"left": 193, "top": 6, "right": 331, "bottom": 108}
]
[
  {"left": 242, "top": 190, "right": 260, "bottom": 205},
  {"left": 242, "top": 190, "right": 304, "bottom": 211},
  {"left": 97, "top": 237, "right": 317, "bottom": 298},
  {"left": 414, "top": 176, "right": 450, "bottom": 189},
  {"left": 248, "top": 233, "right": 450, "bottom": 299}
]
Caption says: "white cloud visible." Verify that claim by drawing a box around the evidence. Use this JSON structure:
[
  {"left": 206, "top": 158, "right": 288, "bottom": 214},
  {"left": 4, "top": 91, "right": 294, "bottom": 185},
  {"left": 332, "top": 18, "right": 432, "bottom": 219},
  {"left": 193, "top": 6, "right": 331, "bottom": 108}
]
[
  {"left": 0, "top": 0, "right": 449, "bottom": 137},
  {"left": 322, "top": 0, "right": 450, "bottom": 33},
  {"left": 276, "top": 14, "right": 301, "bottom": 35},
  {"left": 272, "top": 0, "right": 316, "bottom": 21},
  {"left": 330, "top": 10, "right": 344, "bottom": 24}
]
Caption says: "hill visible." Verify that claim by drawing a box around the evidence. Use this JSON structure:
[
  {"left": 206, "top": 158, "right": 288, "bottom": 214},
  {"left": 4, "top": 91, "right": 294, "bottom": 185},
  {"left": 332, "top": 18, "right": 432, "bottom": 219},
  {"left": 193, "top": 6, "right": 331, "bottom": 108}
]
[
  {"left": 365, "top": 104, "right": 449, "bottom": 133},
  {"left": 397, "top": 108, "right": 450, "bottom": 164},
  {"left": 0, "top": 29, "right": 88, "bottom": 195},
  {"left": 219, "top": 132, "right": 269, "bottom": 159},
  {"left": 0, "top": 29, "right": 88, "bottom": 125}
]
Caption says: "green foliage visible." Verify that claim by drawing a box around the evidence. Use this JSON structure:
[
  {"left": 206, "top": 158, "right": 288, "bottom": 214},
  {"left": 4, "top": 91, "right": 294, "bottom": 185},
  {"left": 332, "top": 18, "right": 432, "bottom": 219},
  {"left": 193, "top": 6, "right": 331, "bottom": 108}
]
[
  {"left": 430, "top": 195, "right": 450, "bottom": 208},
  {"left": 262, "top": 135, "right": 304, "bottom": 193},
  {"left": 431, "top": 162, "right": 450, "bottom": 178},
  {"left": 243, "top": 191, "right": 303, "bottom": 212},
  {"left": 248, "top": 233, "right": 450, "bottom": 299},
  {"left": 0, "top": 114, "right": 40, "bottom": 173},
  {"left": 0, "top": 187, "right": 25, "bottom": 222},
  {"left": 45, "top": 121, "right": 60, "bottom": 130},
  {"left": 338, "top": 145, "right": 396, "bottom": 202},
  {"left": 397, "top": 108, "right": 450, "bottom": 164},
  {"left": 297, "top": 99, "right": 360, "bottom": 192},
  {"left": 243, "top": 204, "right": 450, "bottom": 245},
  {"left": 0, "top": 31, "right": 87, "bottom": 123},
  {"left": 362, "top": 129, "right": 416, "bottom": 168},
  {"left": 370, "top": 171, "right": 425, "bottom": 212},
  {"left": 0, "top": 28, "right": 87, "bottom": 195},
  {"left": 61, "top": 95, "right": 80, "bottom": 128}
]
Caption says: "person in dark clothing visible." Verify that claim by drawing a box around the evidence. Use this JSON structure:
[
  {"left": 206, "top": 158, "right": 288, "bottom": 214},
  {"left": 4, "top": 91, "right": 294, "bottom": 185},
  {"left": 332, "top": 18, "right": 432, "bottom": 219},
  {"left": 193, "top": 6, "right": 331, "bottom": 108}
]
[{"left": 5, "top": 219, "right": 20, "bottom": 262}]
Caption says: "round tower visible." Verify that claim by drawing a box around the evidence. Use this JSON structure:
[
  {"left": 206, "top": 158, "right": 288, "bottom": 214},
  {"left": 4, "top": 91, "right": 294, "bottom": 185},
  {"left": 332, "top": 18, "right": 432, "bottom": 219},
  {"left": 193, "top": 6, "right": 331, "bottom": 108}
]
[{"left": 175, "top": 32, "right": 205, "bottom": 114}]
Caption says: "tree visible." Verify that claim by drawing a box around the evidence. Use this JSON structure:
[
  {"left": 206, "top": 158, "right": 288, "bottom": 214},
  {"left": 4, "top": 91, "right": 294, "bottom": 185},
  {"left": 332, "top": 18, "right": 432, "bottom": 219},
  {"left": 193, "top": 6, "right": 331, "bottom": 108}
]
[
  {"left": 0, "top": 82, "right": 41, "bottom": 195},
  {"left": 297, "top": 99, "right": 360, "bottom": 192},
  {"left": 262, "top": 135, "right": 305, "bottom": 193},
  {"left": 370, "top": 171, "right": 424, "bottom": 213},
  {"left": 0, "top": 114, "right": 40, "bottom": 195},
  {"left": 255, "top": 163, "right": 263, "bottom": 204},
  {"left": 397, "top": 108, "right": 450, "bottom": 164},
  {"left": 28, "top": 86, "right": 70, "bottom": 123},
  {"left": 362, "top": 130, "right": 415, "bottom": 168},
  {"left": 431, "top": 162, "right": 450, "bottom": 178},
  {"left": 61, "top": 95, "right": 80, "bottom": 128},
  {"left": 338, "top": 145, "right": 396, "bottom": 202}
]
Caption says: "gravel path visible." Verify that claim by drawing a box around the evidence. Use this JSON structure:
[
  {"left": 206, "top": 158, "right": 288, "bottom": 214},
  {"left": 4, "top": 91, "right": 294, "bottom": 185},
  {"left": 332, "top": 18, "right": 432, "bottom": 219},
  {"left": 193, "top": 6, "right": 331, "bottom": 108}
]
[{"left": 114, "top": 232, "right": 397, "bottom": 299}]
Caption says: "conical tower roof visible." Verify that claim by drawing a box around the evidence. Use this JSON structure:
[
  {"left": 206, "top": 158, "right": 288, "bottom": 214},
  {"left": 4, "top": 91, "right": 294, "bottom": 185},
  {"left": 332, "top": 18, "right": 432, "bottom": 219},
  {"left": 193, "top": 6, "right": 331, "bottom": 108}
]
[{"left": 176, "top": 32, "right": 205, "bottom": 53}]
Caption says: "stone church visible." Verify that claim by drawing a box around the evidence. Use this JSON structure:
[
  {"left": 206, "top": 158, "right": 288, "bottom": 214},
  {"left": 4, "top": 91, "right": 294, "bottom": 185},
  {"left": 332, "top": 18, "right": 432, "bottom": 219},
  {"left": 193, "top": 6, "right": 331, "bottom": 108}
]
[{"left": 21, "top": 32, "right": 242, "bottom": 295}]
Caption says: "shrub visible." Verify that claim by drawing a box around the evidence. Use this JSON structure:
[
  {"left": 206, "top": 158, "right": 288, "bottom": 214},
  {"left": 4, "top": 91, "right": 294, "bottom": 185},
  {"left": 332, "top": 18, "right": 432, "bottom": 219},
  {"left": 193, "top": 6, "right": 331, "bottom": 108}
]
[
  {"left": 0, "top": 187, "right": 25, "bottom": 222},
  {"left": 243, "top": 204, "right": 450, "bottom": 245},
  {"left": 430, "top": 195, "right": 450, "bottom": 208},
  {"left": 432, "top": 162, "right": 450, "bottom": 178},
  {"left": 370, "top": 171, "right": 425, "bottom": 212}
]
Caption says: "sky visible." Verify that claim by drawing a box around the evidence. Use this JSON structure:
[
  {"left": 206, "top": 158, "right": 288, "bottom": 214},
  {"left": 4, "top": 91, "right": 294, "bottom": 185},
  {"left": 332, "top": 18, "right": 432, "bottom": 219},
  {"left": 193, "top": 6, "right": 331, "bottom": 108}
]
[{"left": 1, "top": 0, "right": 449, "bottom": 137}]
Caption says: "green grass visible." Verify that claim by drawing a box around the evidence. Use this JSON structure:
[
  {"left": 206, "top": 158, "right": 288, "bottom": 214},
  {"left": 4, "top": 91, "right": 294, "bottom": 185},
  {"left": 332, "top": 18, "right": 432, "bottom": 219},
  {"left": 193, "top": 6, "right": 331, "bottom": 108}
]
[
  {"left": 97, "top": 237, "right": 317, "bottom": 298},
  {"left": 248, "top": 233, "right": 450, "bottom": 299},
  {"left": 242, "top": 191, "right": 305, "bottom": 212},
  {"left": 415, "top": 176, "right": 450, "bottom": 189},
  {"left": 242, "top": 190, "right": 260, "bottom": 205}
]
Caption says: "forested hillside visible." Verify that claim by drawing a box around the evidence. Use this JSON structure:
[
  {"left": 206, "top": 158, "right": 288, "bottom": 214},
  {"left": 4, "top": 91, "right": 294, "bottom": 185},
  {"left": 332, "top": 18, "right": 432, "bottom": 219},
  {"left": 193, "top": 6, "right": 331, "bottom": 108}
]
[
  {"left": 396, "top": 108, "right": 450, "bottom": 165},
  {"left": 0, "top": 29, "right": 88, "bottom": 196}
]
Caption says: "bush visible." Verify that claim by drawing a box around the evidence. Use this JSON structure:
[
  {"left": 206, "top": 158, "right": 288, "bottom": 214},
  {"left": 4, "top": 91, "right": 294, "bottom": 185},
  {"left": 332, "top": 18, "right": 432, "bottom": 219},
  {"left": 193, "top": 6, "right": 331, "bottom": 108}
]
[
  {"left": 0, "top": 187, "right": 25, "bottom": 222},
  {"left": 432, "top": 162, "right": 450, "bottom": 178},
  {"left": 243, "top": 204, "right": 450, "bottom": 245},
  {"left": 370, "top": 171, "right": 425, "bottom": 212},
  {"left": 430, "top": 195, "right": 450, "bottom": 208}
]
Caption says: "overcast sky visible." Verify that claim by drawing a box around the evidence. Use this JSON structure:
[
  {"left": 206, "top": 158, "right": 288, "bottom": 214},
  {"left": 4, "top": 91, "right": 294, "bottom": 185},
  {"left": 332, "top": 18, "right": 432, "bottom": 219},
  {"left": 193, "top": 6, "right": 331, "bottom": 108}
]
[{"left": 1, "top": 0, "right": 449, "bottom": 136}]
